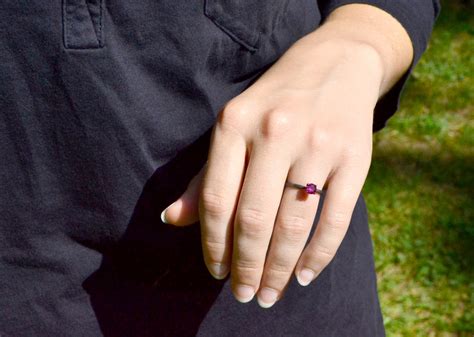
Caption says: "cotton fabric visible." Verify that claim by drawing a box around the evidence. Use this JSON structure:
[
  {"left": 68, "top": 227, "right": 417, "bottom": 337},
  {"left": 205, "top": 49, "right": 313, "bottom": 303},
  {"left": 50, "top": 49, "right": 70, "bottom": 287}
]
[{"left": 0, "top": 1, "right": 439, "bottom": 336}]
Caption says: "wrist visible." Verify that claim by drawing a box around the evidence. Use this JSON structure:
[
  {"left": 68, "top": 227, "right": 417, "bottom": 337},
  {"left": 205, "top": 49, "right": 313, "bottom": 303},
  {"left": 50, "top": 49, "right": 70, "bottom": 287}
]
[
  {"left": 294, "top": 4, "right": 413, "bottom": 96},
  {"left": 287, "top": 34, "right": 386, "bottom": 96}
]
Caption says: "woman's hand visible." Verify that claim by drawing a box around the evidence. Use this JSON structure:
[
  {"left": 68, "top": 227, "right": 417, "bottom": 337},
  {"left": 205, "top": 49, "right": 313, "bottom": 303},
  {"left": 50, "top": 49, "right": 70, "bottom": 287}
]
[{"left": 161, "top": 4, "right": 413, "bottom": 308}]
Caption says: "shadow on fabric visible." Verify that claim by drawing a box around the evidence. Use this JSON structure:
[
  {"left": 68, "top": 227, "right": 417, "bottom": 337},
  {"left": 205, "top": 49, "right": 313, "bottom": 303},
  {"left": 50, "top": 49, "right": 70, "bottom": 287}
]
[{"left": 82, "top": 127, "right": 224, "bottom": 337}]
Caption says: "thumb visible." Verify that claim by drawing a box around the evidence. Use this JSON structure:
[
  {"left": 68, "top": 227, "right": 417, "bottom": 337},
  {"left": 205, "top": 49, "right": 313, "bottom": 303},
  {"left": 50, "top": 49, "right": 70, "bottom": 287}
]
[{"left": 160, "top": 165, "right": 205, "bottom": 226}]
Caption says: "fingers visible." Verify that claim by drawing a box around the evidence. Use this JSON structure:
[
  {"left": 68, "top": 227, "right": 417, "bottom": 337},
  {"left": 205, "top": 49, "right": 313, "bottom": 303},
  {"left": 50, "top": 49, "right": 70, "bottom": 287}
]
[
  {"left": 231, "top": 139, "right": 291, "bottom": 303},
  {"left": 199, "top": 97, "right": 371, "bottom": 310},
  {"left": 199, "top": 118, "right": 247, "bottom": 280},
  {"left": 256, "top": 155, "right": 331, "bottom": 308},
  {"left": 295, "top": 160, "right": 369, "bottom": 287}
]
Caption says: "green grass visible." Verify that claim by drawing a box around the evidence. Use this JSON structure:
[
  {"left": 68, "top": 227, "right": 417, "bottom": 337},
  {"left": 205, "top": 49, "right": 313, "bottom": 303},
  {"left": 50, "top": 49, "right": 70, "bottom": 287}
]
[{"left": 362, "top": 1, "right": 474, "bottom": 335}]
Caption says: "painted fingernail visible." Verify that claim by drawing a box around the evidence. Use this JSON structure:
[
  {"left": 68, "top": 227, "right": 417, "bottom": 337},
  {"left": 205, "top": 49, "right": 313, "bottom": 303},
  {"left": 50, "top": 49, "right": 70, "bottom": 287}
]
[
  {"left": 257, "top": 287, "right": 279, "bottom": 308},
  {"left": 234, "top": 284, "right": 255, "bottom": 303},
  {"left": 209, "top": 263, "right": 229, "bottom": 280},
  {"left": 297, "top": 268, "right": 315, "bottom": 286}
]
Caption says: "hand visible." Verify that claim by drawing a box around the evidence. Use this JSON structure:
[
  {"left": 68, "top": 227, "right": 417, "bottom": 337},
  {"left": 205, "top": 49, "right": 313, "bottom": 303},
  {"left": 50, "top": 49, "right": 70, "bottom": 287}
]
[
  {"left": 161, "top": 4, "right": 413, "bottom": 309},
  {"left": 161, "top": 39, "right": 380, "bottom": 305}
]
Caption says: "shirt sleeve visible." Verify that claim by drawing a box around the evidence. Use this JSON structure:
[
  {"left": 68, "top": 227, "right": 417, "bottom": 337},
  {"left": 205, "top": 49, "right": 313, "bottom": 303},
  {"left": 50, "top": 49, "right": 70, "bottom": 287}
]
[{"left": 318, "top": 0, "right": 441, "bottom": 133}]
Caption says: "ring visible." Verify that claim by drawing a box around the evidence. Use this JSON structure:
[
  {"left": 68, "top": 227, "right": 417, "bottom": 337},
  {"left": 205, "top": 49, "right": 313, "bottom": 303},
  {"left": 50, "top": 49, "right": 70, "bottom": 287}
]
[{"left": 285, "top": 180, "right": 325, "bottom": 195}]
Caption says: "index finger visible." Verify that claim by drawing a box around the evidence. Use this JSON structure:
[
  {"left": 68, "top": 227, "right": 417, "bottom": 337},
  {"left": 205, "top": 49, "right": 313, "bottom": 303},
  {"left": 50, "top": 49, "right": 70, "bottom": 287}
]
[{"left": 198, "top": 113, "right": 247, "bottom": 279}]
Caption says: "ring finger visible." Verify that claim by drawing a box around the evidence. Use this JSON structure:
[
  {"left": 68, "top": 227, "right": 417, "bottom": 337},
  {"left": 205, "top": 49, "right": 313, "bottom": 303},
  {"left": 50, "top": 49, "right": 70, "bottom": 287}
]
[{"left": 256, "top": 153, "right": 331, "bottom": 308}]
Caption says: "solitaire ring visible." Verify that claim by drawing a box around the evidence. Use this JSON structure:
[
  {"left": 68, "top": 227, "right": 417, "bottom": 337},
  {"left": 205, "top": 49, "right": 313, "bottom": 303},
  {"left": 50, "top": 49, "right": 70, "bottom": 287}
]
[{"left": 284, "top": 181, "right": 325, "bottom": 195}]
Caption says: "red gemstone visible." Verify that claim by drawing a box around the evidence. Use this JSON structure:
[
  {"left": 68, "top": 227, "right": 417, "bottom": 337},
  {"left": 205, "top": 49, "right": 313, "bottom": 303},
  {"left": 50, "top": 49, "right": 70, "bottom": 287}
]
[{"left": 305, "top": 183, "right": 317, "bottom": 194}]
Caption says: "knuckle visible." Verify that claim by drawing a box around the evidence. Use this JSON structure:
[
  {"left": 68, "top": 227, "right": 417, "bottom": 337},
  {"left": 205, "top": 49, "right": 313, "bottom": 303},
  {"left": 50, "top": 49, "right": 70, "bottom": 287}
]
[
  {"left": 308, "top": 129, "right": 332, "bottom": 150},
  {"left": 261, "top": 110, "right": 292, "bottom": 141},
  {"left": 237, "top": 208, "right": 270, "bottom": 238},
  {"left": 219, "top": 99, "right": 249, "bottom": 127},
  {"left": 203, "top": 237, "right": 226, "bottom": 256},
  {"left": 234, "top": 259, "right": 261, "bottom": 275},
  {"left": 266, "top": 260, "right": 294, "bottom": 276},
  {"left": 276, "top": 214, "right": 309, "bottom": 242},
  {"left": 324, "top": 211, "right": 349, "bottom": 232},
  {"left": 200, "top": 188, "right": 229, "bottom": 217},
  {"left": 313, "top": 243, "right": 335, "bottom": 264},
  {"left": 341, "top": 144, "right": 363, "bottom": 159},
  {"left": 340, "top": 145, "right": 371, "bottom": 168}
]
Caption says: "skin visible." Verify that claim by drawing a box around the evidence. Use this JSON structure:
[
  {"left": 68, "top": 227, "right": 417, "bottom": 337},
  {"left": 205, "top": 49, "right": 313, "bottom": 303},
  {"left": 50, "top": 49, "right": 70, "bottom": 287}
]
[{"left": 161, "top": 4, "right": 414, "bottom": 308}]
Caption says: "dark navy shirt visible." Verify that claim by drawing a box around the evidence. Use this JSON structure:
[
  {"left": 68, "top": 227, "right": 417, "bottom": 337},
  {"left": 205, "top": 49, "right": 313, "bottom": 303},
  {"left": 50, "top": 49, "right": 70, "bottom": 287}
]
[{"left": 0, "top": 1, "right": 440, "bottom": 336}]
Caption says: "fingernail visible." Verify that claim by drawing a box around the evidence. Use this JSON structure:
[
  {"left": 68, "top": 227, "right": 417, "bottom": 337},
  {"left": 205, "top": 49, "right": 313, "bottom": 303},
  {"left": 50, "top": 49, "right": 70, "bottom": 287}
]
[
  {"left": 257, "top": 287, "right": 279, "bottom": 308},
  {"left": 160, "top": 207, "right": 169, "bottom": 224},
  {"left": 297, "top": 268, "right": 315, "bottom": 286},
  {"left": 209, "top": 263, "right": 229, "bottom": 280},
  {"left": 161, "top": 203, "right": 174, "bottom": 224},
  {"left": 234, "top": 284, "right": 255, "bottom": 303}
]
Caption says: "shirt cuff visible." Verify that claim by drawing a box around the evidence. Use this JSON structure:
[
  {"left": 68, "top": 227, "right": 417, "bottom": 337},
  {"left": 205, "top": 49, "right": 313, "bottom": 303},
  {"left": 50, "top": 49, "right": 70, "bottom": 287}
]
[{"left": 318, "top": 0, "right": 441, "bottom": 133}]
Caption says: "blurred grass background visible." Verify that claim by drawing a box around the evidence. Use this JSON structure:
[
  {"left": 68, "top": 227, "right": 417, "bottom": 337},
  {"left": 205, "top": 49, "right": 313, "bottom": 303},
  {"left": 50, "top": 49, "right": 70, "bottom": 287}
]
[{"left": 363, "top": 0, "right": 473, "bottom": 335}]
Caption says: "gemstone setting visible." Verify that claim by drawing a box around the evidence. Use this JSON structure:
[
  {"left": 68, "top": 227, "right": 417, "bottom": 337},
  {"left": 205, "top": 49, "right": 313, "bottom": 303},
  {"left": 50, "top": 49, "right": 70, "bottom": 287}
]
[{"left": 305, "top": 183, "right": 317, "bottom": 194}]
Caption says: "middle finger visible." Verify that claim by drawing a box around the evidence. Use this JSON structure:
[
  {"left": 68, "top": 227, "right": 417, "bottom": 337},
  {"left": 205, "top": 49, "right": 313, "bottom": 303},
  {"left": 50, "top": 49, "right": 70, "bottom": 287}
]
[{"left": 231, "top": 139, "right": 290, "bottom": 303}]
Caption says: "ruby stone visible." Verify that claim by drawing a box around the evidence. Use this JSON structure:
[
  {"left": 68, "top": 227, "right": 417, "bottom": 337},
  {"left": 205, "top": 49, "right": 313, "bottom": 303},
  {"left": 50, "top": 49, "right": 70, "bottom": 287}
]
[{"left": 305, "top": 183, "right": 317, "bottom": 194}]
